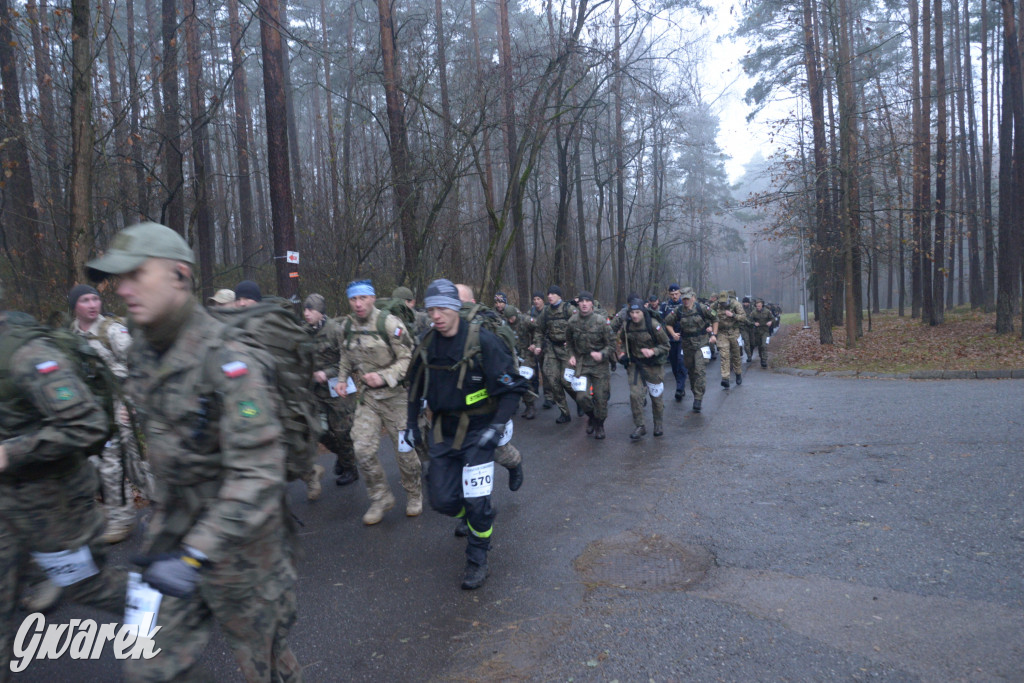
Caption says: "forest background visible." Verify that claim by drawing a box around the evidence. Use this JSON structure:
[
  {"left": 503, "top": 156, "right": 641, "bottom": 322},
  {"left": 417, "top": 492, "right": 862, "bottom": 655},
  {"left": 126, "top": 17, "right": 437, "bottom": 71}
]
[{"left": 0, "top": 0, "right": 1022, "bottom": 347}]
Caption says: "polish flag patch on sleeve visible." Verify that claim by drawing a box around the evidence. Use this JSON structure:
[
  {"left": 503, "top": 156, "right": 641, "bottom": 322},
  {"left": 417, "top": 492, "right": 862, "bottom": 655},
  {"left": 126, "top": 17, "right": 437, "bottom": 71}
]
[
  {"left": 221, "top": 361, "right": 249, "bottom": 378},
  {"left": 35, "top": 361, "right": 60, "bottom": 374},
  {"left": 394, "top": 327, "right": 403, "bottom": 338}
]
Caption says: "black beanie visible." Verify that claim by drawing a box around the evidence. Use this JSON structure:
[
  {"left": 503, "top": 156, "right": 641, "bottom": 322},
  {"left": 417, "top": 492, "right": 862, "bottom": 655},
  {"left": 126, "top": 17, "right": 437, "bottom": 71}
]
[
  {"left": 235, "top": 280, "right": 263, "bottom": 302},
  {"left": 547, "top": 285, "right": 563, "bottom": 297},
  {"left": 68, "top": 284, "right": 100, "bottom": 310}
]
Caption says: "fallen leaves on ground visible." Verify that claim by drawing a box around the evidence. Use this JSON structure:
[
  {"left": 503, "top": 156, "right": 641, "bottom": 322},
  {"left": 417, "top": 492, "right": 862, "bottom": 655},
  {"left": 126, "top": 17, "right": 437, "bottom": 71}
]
[{"left": 773, "top": 308, "right": 1024, "bottom": 372}]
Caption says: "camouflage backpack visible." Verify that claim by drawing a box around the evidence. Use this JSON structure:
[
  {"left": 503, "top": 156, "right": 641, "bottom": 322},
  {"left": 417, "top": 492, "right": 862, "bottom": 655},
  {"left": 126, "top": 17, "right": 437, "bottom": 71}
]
[
  {"left": 0, "top": 313, "right": 119, "bottom": 459},
  {"left": 374, "top": 297, "right": 416, "bottom": 328},
  {"left": 340, "top": 303, "right": 410, "bottom": 364},
  {"left": 209, "top": 299, "right": 322, "bottom": 482}
]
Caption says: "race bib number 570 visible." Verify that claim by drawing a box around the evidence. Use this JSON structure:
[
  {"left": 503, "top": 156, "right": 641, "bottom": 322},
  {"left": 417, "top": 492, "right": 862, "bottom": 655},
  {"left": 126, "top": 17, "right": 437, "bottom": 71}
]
[{"left": 462, "top": 462, "right": 494, "bottom": 498}]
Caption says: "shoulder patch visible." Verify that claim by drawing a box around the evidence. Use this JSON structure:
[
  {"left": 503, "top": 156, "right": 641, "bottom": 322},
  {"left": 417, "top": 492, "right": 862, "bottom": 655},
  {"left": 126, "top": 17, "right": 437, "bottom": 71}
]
[
  {"left": 35, "top": 361, "right": 60, "bottom": 374},
  {"left": 394, "top": 327, "right": 403, "bottom": 338},
  {"left": 238, "top": 400, "right": 261, "bottom": 418},
  {"left": 221, "top": 360, "right": 249, "bottom": 378},
  {"left": 656, "top": 325, "right": 662, "bottom": 331}
]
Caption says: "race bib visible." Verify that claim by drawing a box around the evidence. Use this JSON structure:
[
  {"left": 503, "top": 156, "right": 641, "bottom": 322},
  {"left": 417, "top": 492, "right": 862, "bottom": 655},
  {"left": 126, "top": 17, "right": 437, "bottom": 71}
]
[
  {"left": 497, "top": 420, "right": 514, "bottom": 447},
  {"left": 462, "top": 461, "right": 494, "bottom": 498},
  {"left": 124, "top": 572, "right": 162, "bottom": 638},
  {"left": 563, "top": 367, "right": 575, "bottom": 383},
  {"left": 646, "top": 382, "right": 665, "bottom": 398},
  {"left": 397, "top": 429, "right": 414, "bottom": 452},
  {"left": 32, "top": 546, "right": 99, "bottom": 587},
  {"left": 571, "top": 375, "right": 588, "bottom": 392},
  {"left": 701, "top": 346, "right": 712, "bottom": 360},
  {"left": 766, "top": 336, "right": 771, "bottom": 345},
  {"left": 330, "top": 377, "right": 358, "bottom": 396},
  {"left": 738, "top": 336, "right": 744, "bottom": 348},
  {"left": 518, "top": 365, "right": 534, "bottom": 380}
]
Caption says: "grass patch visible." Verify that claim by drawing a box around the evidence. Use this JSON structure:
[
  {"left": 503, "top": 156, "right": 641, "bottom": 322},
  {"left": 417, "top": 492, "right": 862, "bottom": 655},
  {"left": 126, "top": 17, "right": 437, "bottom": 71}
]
[{"left": 773, "top": 308, "right": 1024, "bottom": 372}]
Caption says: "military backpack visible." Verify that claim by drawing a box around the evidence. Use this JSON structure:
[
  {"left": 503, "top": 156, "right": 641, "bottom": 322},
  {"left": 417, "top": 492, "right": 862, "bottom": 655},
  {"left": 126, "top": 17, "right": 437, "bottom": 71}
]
[{"left": 209, "top": 299, "right": 322, "bottom": 482}]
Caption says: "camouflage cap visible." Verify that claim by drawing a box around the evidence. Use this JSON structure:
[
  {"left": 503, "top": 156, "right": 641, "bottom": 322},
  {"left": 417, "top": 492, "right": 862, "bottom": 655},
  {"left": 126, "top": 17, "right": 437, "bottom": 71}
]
[
  {"left": 392, "top": 286, "right": 414, "bottom": 301},
  {"left": 718, "top": 290, "right": 730, "bottom": 300},
  {"left": 504, "top": 304, "right": 520, "bottom": 318},
  {"left": 87, "top": 222, "right": 194, "bottom": 278},
  {"left": 680, "top": 287, "right": 696, "bottom": 299}
]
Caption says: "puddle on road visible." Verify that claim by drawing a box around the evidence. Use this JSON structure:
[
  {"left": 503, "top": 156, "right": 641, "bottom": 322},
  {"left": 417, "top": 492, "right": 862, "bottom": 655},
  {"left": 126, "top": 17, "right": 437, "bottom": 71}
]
[{"left": 573, "top": 530, "right": 715, "bottom": 591}]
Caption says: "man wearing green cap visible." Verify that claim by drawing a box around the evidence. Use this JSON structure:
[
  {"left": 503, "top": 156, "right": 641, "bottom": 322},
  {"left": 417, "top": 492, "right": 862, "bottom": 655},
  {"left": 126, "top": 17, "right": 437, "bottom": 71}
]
[
  {"left": 663, "top": 287, "right": 718, "bottom": 412},
  {"left": 566, "top": 291, "right": 614, "bottom": 439},
  {"left": 713, "top": 290, "right": 746, "bottom": 389},
  {"left": 87, "top": 222, "right": 302, "bottom": 682},
  {"left": 392, "top": 286, "right": 431, "bottom": 337}
]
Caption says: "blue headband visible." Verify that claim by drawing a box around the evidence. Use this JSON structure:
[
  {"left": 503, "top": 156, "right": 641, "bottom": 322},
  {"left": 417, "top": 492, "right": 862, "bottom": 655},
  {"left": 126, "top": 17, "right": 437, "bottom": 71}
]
[{"left": 346, "top": 280, "right": 375, "bottom": 298}]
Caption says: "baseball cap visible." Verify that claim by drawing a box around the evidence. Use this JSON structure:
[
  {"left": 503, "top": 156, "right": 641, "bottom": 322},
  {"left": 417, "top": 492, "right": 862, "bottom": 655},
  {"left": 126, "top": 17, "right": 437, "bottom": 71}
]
[
  {"left": 208, "top": 289, "right": 236, "bottom": 305},
  {"left": 86, "top": 222, "right": 195, "bottom": 279}
]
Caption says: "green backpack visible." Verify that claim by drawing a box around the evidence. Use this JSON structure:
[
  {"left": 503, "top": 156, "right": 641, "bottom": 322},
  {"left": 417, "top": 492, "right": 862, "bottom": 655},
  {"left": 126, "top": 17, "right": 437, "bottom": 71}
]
[
  {"left": 374, "top": 297, "right": 416, "bottom": 327},
  {"left": 209, "top": 300, "right": 322, "bottom": 482},
  {"left": 0, "top": 314, "right": 120, "bottom": 459}
]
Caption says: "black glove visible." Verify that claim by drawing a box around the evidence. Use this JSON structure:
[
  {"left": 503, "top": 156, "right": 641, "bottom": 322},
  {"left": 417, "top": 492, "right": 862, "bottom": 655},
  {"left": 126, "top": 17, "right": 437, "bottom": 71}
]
[
  {"left": 477, "top": 422, "right": 505, "bottom": 450},
  {"left": 618, "top": 354, "right": 630, "bottom": 369},
  {"left": 135, "top": 550, "right": 205, "bottom": 598}
]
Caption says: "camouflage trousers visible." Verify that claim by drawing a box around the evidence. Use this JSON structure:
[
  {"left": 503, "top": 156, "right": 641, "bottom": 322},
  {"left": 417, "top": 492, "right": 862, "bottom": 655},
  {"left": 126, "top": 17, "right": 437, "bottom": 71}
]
[
  {"left": 518, "top": 349, "right": 538, "bottom": 407},
  {"left": 541, "top": 346, "right": 575, "bottom": 414},
  {"left": 753, "top": 329, "right": 769, "bottom": 362},
  {"left": 717, "top": 330, "right": 743, "bottom": 379},
  {"left": 680, "top": 341, "right": 709, "bottom": 400},
  {"left": 741, "top": 326, "right": 754, "bottom": 359},
  {"left": 318, "top": 394, "right": 356, "bottom": 474},
  {"left": 1, "top": 462, "right": 127, "bottom": 679},
  {"left": 627, "top": 363, "right": 665, "bottom": 429},
  {"left": 351, "top": 392, "right": 421, "bottom": 503},
  {"left": 123, "top": 529, "right": 301, "bottom": 683},
  {"left": 573, "top": 365, "right": 611, "bottom": 420}
]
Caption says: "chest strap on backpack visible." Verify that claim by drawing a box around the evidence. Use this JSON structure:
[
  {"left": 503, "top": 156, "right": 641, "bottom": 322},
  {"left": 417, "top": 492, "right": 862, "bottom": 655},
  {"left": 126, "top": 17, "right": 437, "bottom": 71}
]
[{"left": 432, "top": 398, "right": 498, "bottom": 450}]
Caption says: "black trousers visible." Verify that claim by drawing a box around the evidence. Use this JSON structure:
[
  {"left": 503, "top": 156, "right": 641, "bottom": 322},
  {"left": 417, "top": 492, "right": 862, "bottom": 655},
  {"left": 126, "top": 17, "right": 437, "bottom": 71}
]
[
  {"left": 668, "top": 340, "right": 687, "bottom": 390},
  {"left": 426, "top": 429, "right": 496, "bottom": 566}
]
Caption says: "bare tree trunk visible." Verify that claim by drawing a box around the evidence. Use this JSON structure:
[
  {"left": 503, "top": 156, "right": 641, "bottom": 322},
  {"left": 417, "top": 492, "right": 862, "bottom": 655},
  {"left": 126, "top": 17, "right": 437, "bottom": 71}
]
[
  {"left": 574, "top": 125, "right": 590, "bottom": 290},
  {"left": 919, "top": 0, "right": 934, "bottom": 322},
  {"left": 279, "top": 1, "right": 305, "bottom": 239},
  {"left": 433, "top": 0, "right": 462, "bottom": 281},
  {"left": 101, "top": 0, "right": 132, "bottom": 227},
  {"left": 67, "top": 0, "right": 93, "bottom": 283},
  {"left": 996, "top": 0, "right": 1024, "bottom": 333},
  {"left": 959, "top": 0, "right": 983, "bottom": 308},
  {"left": 614, "top": 0, "right": 626, "bottom": 302},
  {"left": 185, "top": 0, "right": 214, "bottom": 299},
  {"left": 376, "top": 0, "right": 419, "bottom": 290},
  {"left": 981, "top": 0, "right": 996, "bottom": 309},
  {"left": 228, "top": 0, "right": 256, "bottom": 277},
  {"left": 161, "top": 0, "right": 184, "bottom": 234},
  {"left": 125, "top": 0, "right": 147, "bottom": 220},
  {"left": 497, "top": 0, "right": 529, "bottom": 300},
  {"left": 931, "top": 0, "right": 946, "bottom": 324},
  {"left": 803, "top": 0, "right": 832, "bottom": 343},
  {"left": 321, "top": 0, "right": 341, "bottom": 258},
  {"left": 836, "top": 0, "right": 858, "bottom": 346},
  {"left": 259, "top": 0, "right": 298, "bottom": 297},
  {"left": 469, "top": 0, "right": 498, "bottom": 257},
  {"left": 340, "top": 1, "right": 355, "bottom": 278},
  {"left": 25, "top": 0, "right": 63, "bottom": 235}
]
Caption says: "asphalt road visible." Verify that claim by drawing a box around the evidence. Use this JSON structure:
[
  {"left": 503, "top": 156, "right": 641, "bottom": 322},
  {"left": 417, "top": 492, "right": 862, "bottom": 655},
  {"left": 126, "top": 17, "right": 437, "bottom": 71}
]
[{"left": 15, "top": 353, "right": 1024, "bottom": 682}]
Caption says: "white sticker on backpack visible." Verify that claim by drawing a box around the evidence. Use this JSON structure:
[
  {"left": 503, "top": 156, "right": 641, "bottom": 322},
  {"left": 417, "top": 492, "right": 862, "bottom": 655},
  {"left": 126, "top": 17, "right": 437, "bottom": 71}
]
[
  {"left": 462, "top": 461, "right": 494, "bottom": 498},
  {"left": 32, "top": 546, "right": 99, "bottom": 587}
]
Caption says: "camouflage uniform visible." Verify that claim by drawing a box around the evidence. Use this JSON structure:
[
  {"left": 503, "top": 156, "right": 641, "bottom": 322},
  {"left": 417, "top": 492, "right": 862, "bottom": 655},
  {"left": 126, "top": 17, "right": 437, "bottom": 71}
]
[
  {"left": 618, "top": 313, "right": 670, "bottom": 434},
  {"left": 1, "top": 318, "right": 127, "bottom": 678},
  {"left": 531, "top": 299, "right": 578, "bottom": 418},
  {"left": 566, "top": 308, "right": 614, "bottom": 421},
  {"left": 714, "top": 292, "right": 747, "bottom": 383},
  {"left": 122, "top": 302, "right": 301, "bottom": 683},
  {"left": 663, "top": 290, "right": 717, "bottom": 402},
  {"left": 511, "top": 306, "right": 538, "bottom": 411},
  {"left": 740, "top": 299, "right": 755, "bottom": 362},
  {"left": 308, "top": 316, "right": 357, "bottom": 477},
  {"left": 71, "top": 314, "right": 151, "bottom": 534},
  {"left": 338, "top": 306, "right": 422, "bottom": 520},
  {"left": 750, "top": 302, "right": 774, "bottom": 366}
]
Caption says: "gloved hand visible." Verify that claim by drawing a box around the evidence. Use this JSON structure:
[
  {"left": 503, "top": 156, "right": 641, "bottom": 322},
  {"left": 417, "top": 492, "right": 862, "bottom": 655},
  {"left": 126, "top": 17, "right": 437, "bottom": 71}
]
[
  {"left": 618, "top": 354, "right": 630, "bottom": 369},
  {"left": 135, "top": 550, "right": 205, "bottom": 598},
  {"left": 476, "top": 423, "right": 505, "bottom": 450}
]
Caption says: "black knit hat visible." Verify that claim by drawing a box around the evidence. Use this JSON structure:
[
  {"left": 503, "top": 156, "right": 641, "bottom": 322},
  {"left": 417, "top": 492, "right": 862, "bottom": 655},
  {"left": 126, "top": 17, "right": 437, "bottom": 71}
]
[
  {"left": 547, "top": 285, "right": 563, "bottom": 297},
  {"left": 68, "top": 284, "right": 100, "bottom": 310},
  {"left": 235, "top": 280, "right": 263, "bottom": 302}
]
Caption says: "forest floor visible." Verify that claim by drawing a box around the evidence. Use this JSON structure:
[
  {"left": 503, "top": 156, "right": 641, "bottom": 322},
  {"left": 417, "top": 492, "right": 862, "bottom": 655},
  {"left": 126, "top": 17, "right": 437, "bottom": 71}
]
[{"left": 773, "top": 307, "right": 1024, "bottom": 373}]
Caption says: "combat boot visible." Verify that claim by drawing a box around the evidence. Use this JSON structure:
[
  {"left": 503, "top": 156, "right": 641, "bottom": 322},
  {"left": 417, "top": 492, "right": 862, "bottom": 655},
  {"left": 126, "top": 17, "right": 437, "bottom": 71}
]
[
  {"left": 333, "top": 458, "right": 344, "bottom": 476},
  {"left": 736, "top": 373, "right": 742, "bottom": 385},
  {"left": 674, "top": 389, "right": 684, "bottom": 402},
  {"left": 335, "top": 468, "right": 359, "bottom": 486},
  {"left": 721, "top": 378, "right": 730, "bottom": 389},
  {"left": 19, "top": 578, "right": 61, "bottom": 613},
  {"left": 523, "top": 404, "right": 536, "bottom": 420},
  {"left": 761, "top": 359, "right": 767, "bottom": 368},
  {"left": 629, "top": 425, "right": 646, "bottom": 440},
  {"left": 653, "top": 423, "right": 664, "bottom": 437},
  {"left": 454, "top": 518, "right": 469, "bottom": 537},
  {"left": 542, "top": 399, "right": 553, "bottom": 409},
  {"left": 594, "top": 419, "right": 606, "bottom": 440},
  {"left": 362, "top": 492, "right": 396, "bottom": 525},
  {"left": 305, "top": 464, "right": 326, "bottom": 501},
  {"left": 461, "top": 560, "right": 489, "bottom": 590},
  {"left": 585, "top": 413, "right": 596, "bottom": 435},
  {"left": 692, "top": 399, "right": 702, "bottom": 413},
  {"left": 577, "top": 403, "right": 585, "bottom": 417},
  {"left": 555, "top": 411, "right": 571, "bottom": 424},
  {"left": 406, "top": 492, "right": 423, "bottom": 517},
  {"left": 508, "top": 463, "right": 524, "bottom": 491}
]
